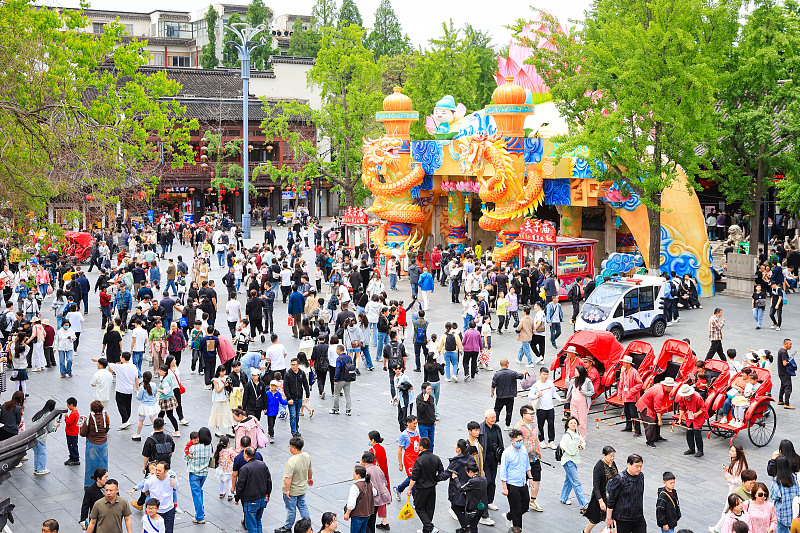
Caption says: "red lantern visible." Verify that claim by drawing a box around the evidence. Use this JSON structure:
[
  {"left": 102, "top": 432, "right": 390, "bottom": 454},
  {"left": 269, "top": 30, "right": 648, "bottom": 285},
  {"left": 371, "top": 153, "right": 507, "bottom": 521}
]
[
  {"left": 188, "top": 187, "right": 195, "bottom": 193},
  {"left": 235, "top": 191, "right": 240, "bottom": 196},
  {"left": 210, "top": 171, "right": 215, "bottom": 177},
  {"left": 304, "top": 181, "right": 310, "bottom": 186},
  {"left": 85, "top": 194, "right": 95, "bottom": 201},
  {"left": 268, "top": 186, "right": 274, "bottom": 191},
  {"left": 266, "top": 145, "right": 273, "bottom": 152}
]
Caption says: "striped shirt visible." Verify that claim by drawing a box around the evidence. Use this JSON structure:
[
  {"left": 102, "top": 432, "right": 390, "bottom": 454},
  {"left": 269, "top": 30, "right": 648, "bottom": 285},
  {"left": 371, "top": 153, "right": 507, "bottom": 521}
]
[{"left": 185, "top": 443, "right": 213, "bottom": 476}]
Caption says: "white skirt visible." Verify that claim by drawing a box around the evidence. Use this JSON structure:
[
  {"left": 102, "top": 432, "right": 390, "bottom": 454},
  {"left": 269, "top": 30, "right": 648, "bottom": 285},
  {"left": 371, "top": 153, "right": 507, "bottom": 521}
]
[
  {"left": 138, "top": 403, "right": 159, "bottom": 418},
  {"left": 208, "top": 400, "right": 234, "bottom": 429}
]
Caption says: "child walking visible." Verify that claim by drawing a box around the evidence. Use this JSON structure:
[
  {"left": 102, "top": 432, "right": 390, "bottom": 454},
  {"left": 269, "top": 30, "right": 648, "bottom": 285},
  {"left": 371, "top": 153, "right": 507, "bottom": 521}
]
[
  {"left": 214, "top": 435, "right": 235, "bottom": 500},
  {"left": 656, "top": 471, "right": 681, "bottom": 533}
]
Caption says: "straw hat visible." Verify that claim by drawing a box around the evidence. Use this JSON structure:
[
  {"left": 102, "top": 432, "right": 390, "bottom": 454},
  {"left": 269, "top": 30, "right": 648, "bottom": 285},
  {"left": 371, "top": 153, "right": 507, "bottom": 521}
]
[
  {"left": 565, "top": 346, "right": 578, "bottom": 355},
  {"left": 661, "top": 377, "right": 677, "bottom": 387},
  {"left": 732, "top": 396, "right": 748, "bottom": 407},
  {"left": 676, "top": 384, "right": 695, "bottom": 397},
  {"left": 622, "top": 355, "right": 633, "bottom": 364}
]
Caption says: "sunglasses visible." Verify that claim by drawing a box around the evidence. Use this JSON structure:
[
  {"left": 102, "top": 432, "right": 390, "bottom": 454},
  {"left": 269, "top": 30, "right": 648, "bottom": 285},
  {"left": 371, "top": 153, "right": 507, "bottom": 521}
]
[{"left": 756, "top": 493, "right": 767, "bottom": 497}]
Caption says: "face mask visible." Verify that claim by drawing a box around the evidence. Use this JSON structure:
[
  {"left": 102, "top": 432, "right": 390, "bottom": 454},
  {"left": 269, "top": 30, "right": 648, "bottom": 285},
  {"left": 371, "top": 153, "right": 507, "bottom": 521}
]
[{"left": 513, "top": 440, "right": 522, "bottom": 449}]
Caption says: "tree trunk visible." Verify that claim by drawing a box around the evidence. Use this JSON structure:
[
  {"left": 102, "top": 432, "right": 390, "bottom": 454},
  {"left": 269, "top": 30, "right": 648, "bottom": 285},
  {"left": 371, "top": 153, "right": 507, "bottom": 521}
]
[
  {"left": 646, "top": 205, "right": 662, "bottom": 276},
  {"left": 748, "top": 151, "right": 766, "bottom": 255},
  {"left": 343, "top": 184, "right": 356, "bottom": 209}
]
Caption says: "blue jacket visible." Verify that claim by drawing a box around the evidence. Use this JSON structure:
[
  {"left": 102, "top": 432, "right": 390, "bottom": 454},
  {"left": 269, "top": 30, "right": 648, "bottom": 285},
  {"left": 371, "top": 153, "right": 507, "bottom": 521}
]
[
  {"left": 334, "top": 353, "right": 353, "bottom": 382},
  {"left": 114, "top": 290, "right": 133, "bottom": 310},
  {"left": 419, "top": 272, "right": 434, "bottom": 291},
  {"left": 287, "top": 291, "right": 305, "bottom": 315},
  {"left": 265, "top": 390, "right": 288, "bottom": 416}
]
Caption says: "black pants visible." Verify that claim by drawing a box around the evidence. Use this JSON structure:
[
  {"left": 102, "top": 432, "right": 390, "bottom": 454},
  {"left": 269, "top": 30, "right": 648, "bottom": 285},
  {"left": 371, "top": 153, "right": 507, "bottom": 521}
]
[
  {"left": 281, "top": 286, "right": 290, "bottom": 303},
  {"left": 116, "top": 392, "right": 132, "bottom": 424},
  {"left": 397, "top": 400, "right": 412, "bottom": 432},
  {"left": 640, "top": 410, "right": 660, "bottom": 444},
  {"left": 249, "top": 316, "right": 263, "bottom": 339},
  {"left": 484, "top": 460, "right": 498, "bottom": 505},
  {"left": 414, "top": 487, "right": 436, "bottom": 533},
  {"left": 706, "top": 339, "right": 724, "bottom": 361},
  {"left": 169, "top": 350, "right": 182, "bottom": 367},
  {"left": 494, "top": 397, "right": 515, "bottom": 427},
  {"left": 571, "top": 302, "right": 580, "bottom": 324},
  {"left": 173, "top": 388, "right": 184, "bottom": 420},
  {"left": 203, "top": 357, "right": 216, "bottom": 386},
  {"left": 506, "top": 483, "right": 528, "bottom": 528},
  {"left": 623, "top": 402, "right": 640, "bottom": 433},
  {"left": 497, "top": 315, "right": 509, "bottom": 333},
  {"left": 463, "top": 351, "right": 478, "bottom": 379},
  {"left": 771, "top": 305, "right": 783, "bottom": 327},
  {"left": 537, "top": 408, "right": 555, "bottom": 443},
  {"left": 44, "top": 346, "right": 56, "bottom": 367},
  {"left": 158, "top": 408, "right": 179, "bottom": 431},
  {"left": 315, "top": 367, "right": 329, "bottom": 395},
  {"left": 414, "top": 342, "right": 429, "bottom": 371},
  {"left": 264, "top": 310, "right": 274, "bottom": 333},
  {"left": 614, "top": 518, "right": 647, "bottom": 533},
  {"left": 530, "top": 336, "right": 545, "bottom": 361},
  {"left": 779, "top": 374, "right": 793, "bottom": 405},
  {"left": 73, "top": 331, "right": 81, "bottom": 352},
  {"left": 267, "top": 415, "right": 276, "bottom": 437},
  {"left": 451, "top": 281, "right": 461, "bottom": 302},
  {"left": 686, "top": 427, "right": 704, "bottom": 452}
]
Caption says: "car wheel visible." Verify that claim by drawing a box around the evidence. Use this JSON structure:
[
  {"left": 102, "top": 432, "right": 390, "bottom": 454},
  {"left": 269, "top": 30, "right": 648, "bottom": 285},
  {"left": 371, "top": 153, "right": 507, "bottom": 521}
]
[
  {"left": 610, "top": 326, "right": 623, "bottom": 341},
  {"left": 652, "top": 319, "right": 666, "bottom": 337}
]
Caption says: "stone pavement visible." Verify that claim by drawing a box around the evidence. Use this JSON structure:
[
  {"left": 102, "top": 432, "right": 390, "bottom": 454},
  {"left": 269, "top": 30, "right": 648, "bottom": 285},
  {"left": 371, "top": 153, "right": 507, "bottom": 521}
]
[{"left": 4, "top": 227, "right": 799, "bottom": 533}]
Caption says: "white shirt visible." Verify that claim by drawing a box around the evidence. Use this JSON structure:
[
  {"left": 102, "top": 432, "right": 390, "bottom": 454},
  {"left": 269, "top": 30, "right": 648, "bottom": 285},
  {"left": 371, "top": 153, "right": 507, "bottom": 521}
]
[
  {"left": 533, "top": 310, "right": 546, "bottom": 337},
  {"left": 327, "top": 344, "right": 341, "bottom": 367},
  {"left": 339, "top": 284, "right": 351, "bottom": 303},
  {"left": 280, "top": 269, "right": 292, "bottom": 286},
  {"left": 225, "top": 300, "right": 242, "bottom": 323},
  {"left": 266, "top": 343, "right": 287, "bottom": 371},
  {"left": 110, "top": 362, "right": 138, "bottom": 394},
  {"left": 91, "top": 369, "right": 114, "bottom": 402},
  {"left": 530, "top": 379, "right": 561, "bottom": 410},
  {"left": 66, "top": 311, "right": 84, "bottom": 332},
  {"left": 131, "top": 327, "right": 148, "bottom": 352}
]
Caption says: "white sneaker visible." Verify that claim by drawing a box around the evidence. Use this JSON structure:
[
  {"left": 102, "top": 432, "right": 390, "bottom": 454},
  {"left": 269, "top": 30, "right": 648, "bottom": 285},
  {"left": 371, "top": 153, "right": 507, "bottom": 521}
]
[
  {"left": 718, "top": 417, "right": 728, "bottom": 425},
  {"left": 525, "top": 363, "right": 536, "bottom": 368},
  {"left": 777, "top": 327, "right": 781, "bottom": 331},
  {"left": 479, "top": 517, "right": 495, "bottom": 526},
  {"left": 771, "top": 325, "right": 776, "bottom": 329},
  {"left": 118, "top": 422, "right": 131, "bottom": 430},
  {"left": 452, "top": 376, "right": 458, "bottom": 383},
  {"left": 487, "top": 503, "right": 499, "bottom": 511},
  {"left": 180, "top": 419, "right": 190, "bottom": 426},
  {"left": 504, "top": 513, "right": 513, "bottom": 528},
  {"left": 548, "top": 441, "right": 557, "bottom": 449}
]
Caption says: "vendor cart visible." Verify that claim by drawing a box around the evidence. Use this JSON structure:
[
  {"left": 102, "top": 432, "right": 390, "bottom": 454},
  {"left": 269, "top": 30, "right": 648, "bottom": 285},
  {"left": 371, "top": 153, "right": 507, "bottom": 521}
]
[
  {"left": 517, "top": 220, "right": 597, "bottom": 299},
  {"left": 342, "top": 207, "right": 379, "bottom": 251}
]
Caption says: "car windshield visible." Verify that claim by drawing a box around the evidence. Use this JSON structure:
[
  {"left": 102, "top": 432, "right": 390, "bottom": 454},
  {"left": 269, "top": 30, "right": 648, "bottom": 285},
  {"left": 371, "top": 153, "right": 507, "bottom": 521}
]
[{"left": 585, "top": 283, "right": 628, "bottom": 311}]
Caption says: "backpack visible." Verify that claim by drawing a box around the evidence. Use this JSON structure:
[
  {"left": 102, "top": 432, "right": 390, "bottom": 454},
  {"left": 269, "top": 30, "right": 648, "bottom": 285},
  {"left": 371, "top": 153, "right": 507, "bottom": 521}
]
[
  {"left": 255, "top": 424, "right": 269, "bottom": 448},
  {"left": 445, "top": 333, "right": 457, "bottom": 352},
  {"left": 554, "top": 443, "right": 564, "bottom": 462},
  {"left": 387, "top": 343, "right": 402, "bottom": 368},
  {"left": 343, "top": 356, "right": 357, "bottom": 382},
  {"left": 414, "top": 321, "right": 427, "bottom": 344},
  {"left": 150, "top": 432, "right": 172, "bottom": 462}
]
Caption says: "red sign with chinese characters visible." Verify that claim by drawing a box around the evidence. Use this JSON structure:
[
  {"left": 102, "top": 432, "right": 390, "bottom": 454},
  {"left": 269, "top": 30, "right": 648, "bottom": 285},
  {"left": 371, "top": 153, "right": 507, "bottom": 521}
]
[
  {"left": 343, "top": 206, "right": 369, "bottom": 225},
  {"left": 518, "top": 219, "right": 557, "bottom": 244}
]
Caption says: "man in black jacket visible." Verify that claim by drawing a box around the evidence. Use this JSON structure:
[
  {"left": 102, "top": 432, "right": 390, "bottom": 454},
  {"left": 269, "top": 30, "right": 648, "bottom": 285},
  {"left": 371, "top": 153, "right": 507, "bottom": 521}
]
[
  {"left": 246, "top": 290, "right": 265, "bottom": 343},
  {"left": 242, "top": 369, "right": 267, "bottom": 421},
  {"left": 606, "top": 454, "right": 646, "bottom": 533},
  {"left": 284, "top": 358, "right": 310, "bottom": 437},
  {"left": 407, "top": 437, "right": 444, "bottom": 533},
  {"left": 490, "top": 359, "right": 527, "bottom": 429},
  {"left": 235, "top": 447, "right": 272, "bottom": 532},
  {"left": 310, "top": 335, "right": 330, "bottom": 399},
  {"left": 416, "top": 383, "right": 437, "bottom": 452},
  {"left": 478, "top": 410, "right": 504, "bottom": 525}
]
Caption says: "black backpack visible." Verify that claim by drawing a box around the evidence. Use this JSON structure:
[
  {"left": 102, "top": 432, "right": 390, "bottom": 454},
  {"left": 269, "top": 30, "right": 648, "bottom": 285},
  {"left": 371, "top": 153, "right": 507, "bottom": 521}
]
[
  {"left": 445, "top": 333, "right": 457, "bottom": 352},
  {"left": 343, "top": 355, "right": 357, "bottom": 382},
  {"left": 149, "top": 432, "right": 173, "bottom": 462}
]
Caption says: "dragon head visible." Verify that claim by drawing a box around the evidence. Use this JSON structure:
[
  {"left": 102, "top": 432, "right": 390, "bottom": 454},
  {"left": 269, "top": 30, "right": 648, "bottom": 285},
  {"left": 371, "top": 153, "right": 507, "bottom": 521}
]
[
  {"left": 363, "top": 136, "right": 403, "bottom": 173},
  {"left": 457, "top": 134, "right": 488, "bottom": 174}
]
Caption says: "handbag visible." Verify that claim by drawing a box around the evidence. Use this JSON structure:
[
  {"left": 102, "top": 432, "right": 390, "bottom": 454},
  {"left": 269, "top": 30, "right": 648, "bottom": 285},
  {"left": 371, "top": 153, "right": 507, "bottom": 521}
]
[{"left": 172, "top": 370, "right": 186, "bottom": 395}]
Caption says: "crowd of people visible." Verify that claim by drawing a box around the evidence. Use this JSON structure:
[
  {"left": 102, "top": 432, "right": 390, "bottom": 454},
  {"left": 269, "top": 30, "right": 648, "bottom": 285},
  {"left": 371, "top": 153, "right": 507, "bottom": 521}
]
[{"left": 0, "top": 212, "right": 798, "bottom": 533}]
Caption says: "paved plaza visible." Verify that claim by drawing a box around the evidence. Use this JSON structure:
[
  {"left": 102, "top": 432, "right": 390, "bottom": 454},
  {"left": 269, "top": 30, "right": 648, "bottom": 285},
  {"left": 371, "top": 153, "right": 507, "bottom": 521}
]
[{"left": 4, "top": 226, "right": 798, "bottom": 533}]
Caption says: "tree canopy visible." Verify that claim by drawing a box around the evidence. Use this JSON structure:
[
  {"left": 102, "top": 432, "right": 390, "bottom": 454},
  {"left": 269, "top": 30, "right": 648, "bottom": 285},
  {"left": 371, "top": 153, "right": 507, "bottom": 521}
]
[
  {"left": 199, "top": 6, "right": 219, "bottom": 69},
  {"left": 524, "top": 0, "right": 740, "bottom": 271},
  {"left": 311, "top": 0, "right": 339, "bottom": 28},
  {"left": 247, "top": 0, "right": 278, "bottom": 70},
  {"left": 365, "top": 0, "right": 412, "bottom": 59},
  {"left": 288, "top": 17, "right": 322, "bottom": 57},
  {"left": 0, "top": 0, "right": 197, "bottom": 230},
  {"left": 338, "top": 0, "right": 363, "bottom": 28}
]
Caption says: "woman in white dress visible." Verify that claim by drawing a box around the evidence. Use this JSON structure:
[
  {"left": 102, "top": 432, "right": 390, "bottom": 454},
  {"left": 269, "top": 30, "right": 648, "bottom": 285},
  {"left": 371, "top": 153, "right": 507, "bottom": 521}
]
[{"left": 209, "top": 365, "right": 235, "bottom": 437}]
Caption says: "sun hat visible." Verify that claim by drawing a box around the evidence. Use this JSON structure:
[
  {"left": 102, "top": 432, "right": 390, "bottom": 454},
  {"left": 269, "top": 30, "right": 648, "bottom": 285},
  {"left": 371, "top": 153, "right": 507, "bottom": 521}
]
[
  {"left": 622, "top": 355, "right": 633, "bottom": 364},
  {"left": 676, "top": 384, "right": 695, "bottom": 397}
]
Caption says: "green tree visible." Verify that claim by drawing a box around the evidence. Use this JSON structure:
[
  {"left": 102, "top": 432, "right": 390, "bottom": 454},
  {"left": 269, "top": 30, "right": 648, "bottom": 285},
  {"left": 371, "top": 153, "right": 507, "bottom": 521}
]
[
  {"left": 247, "top": 0, "right": 278, "bottom": 70},
  {"left": 199, "top": 6, "right": 219, "bottom": 69},
  {"left": 716, "top": 0, "right": 800, "bottom": 252},
  {"left": 311, "top": 0, "right": 338, "bottom": 28},
  {"left": 0, "top": 0, "right": 197, "bottom": 231},
  {"left": 338, "top": 0, "right": 363, "bottom": 28},
  {"left": 365, "top": 0, "right": 411, "bottom": 59},
  {"left": 261, "top": 25, "right": 384, "bottom": 207},
  {"left": 380, "top": 52, "right": 418, "bottom": 94},
  {"left": 288, "top": 18, "right": 321, "bottom": 57},
  {"left": 405, "top": 20, "right": 482, "bottom": 139},
  {"left": 524, "top": 1, "right": 740, "bottom": 272},
  {"left": 222, "top": 13, "right": 243, "bottom": 67},
  {"left": 462, "top": 23, "right": 496, "bottom": 112}
]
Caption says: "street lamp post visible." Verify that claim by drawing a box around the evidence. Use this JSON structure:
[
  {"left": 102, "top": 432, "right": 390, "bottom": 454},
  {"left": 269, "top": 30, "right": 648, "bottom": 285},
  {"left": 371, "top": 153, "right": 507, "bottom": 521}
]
[{"left": 225, "top": 22, "right": 266, "bottom": 240}]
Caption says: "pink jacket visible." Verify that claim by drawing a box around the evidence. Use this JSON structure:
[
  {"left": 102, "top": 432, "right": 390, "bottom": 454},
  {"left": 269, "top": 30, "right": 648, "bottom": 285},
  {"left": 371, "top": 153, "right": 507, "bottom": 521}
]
[
  {"left": 233, "top": 416, "right": 260, "bottom": 453},
  {"left": 619, "top": 367, "right": 643, "bottom": 403}
]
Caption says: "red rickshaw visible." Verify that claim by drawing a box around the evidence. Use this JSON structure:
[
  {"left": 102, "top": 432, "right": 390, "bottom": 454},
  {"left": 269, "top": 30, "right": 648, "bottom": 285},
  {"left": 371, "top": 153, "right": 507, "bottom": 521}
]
[
  {"left": 707, "top": 366, "right": 776, "bottom": 447},
  {"left": 604, "top": 340, "right": 656, "bottom": 410},
  {"left": 550, "top": 331, "right": 625, "bottom": 399},
  {"left": 643, "top": 339, "right": 697, "bottom": 392}
]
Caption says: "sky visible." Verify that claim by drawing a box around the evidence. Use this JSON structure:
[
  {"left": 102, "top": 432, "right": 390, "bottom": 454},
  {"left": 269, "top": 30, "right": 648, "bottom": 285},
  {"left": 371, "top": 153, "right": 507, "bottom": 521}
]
[{"left": 45, "top": 0, "right": 595, "bottom": 48}]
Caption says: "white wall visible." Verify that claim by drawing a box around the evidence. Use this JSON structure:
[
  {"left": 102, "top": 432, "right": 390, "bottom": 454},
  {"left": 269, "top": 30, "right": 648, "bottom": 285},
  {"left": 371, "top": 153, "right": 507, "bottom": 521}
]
[{"left": 249, "top": 61, "right": 320, "bottom": 109}]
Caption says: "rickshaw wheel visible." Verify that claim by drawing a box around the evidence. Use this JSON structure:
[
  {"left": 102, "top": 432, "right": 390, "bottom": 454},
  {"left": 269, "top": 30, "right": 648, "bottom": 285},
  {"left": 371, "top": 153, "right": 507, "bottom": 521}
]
[
  {"left": 748, "top": 403, "right": 776, "bottom": 448},
  {"left": 710, "top": 409, "right": 736, "bottom": 438}
]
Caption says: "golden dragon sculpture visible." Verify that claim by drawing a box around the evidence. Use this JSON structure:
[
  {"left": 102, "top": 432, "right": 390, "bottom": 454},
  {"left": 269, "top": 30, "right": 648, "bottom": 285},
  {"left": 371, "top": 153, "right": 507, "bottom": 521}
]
[
  {"left": 362, "top": 136, "right": 426, "bottom": 255},
  {"left": 457, "top": 134, "right": 545, "bottom": 262}
]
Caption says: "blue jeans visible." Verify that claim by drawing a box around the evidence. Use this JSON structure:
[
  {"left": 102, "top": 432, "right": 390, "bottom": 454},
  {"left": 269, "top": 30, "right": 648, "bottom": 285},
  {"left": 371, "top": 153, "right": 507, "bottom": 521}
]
[
  {"left": 517, "top": 342, "right": 533, "bottom": 364},
  {"left": 243, "top": 498, "right": 267, "bottom": 533},
  {"left": 389, "top": 274, "right": 397, "bottom": 290},
  {"left": 550, "top": 323, "right": 562, "bottom": 346},
  {"left": 419, "top": 424, "right": 435, "bottom": 452},
  {"left": 165, "top": 279, "right": 177, "bottom": 295},
  {"left": 371, "top": 322, "right": 378, "bottom": 346},
  {"left": 283, "top": 493, "right": 310, "bottom": 529},
  {"left": 431, "top": 381, "right": 440, "bottom": 417},
  {"left": 162, "top": 316, "right": 172, "bottom": 331},
  {"left": 189, "top": 473, "right": 207, "bottom": 521},
  {"left": 753, "top": 307, "right": 764, "bottom": 327},
  {"left": 376, "top": 332, "right": 388, "bottom": 361},
  {"left": 288, "top": 402, "right": 301, "bottom": 435},
  {"left": 777, "top": 523, "right": 790, "bottom": 533},
  {"left": 58, "top": 350, "right": 73, "bottom": 375},
  {"left": 132, "top": 351, "right": 144, "bottom": 377},
  {"left": 444, "top": 351, "right": 459, "bottom": 379},
  {"left": 463, "top": 313, "right": 473, "bottom": 332},
  {"left": 722, "top": 396, "right": 734, "bottom": 417},
  {"left": 33, "top": 440, "right": 47, "bottom": 471},
  {"left": 361, "top": 345, "right": 373, "bottom": 369},
  {"left": 560, "top": 461, "right": 588, "bottom": 507},
  {"left": 84, "top": 441, "right": 108, "bottom": 487},
  {"left": 350, "top": 515, "right": 369, "bottom": 533},
  {"left": 411, "top": 282, "right": 419, "bottom": 296},
  {"left": 159, "top": 508, "right": 176, "bottom": 533},
  {"left": 217, "top": 252, "right": 225, "bottom": 267},
  {"left": 56, "top": 316, "right": 63, "bottom": 329}
]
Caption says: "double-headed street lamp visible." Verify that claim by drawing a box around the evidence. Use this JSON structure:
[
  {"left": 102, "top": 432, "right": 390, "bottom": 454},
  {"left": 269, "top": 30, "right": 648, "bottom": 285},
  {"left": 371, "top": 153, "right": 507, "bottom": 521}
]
[{"left": 225, "top": 22, "right": 266, "bottom": 239}]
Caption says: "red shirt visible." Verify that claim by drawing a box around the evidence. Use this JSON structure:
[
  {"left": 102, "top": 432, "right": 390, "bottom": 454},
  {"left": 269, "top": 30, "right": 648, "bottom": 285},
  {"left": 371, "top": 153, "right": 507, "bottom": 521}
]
[
  {"left": 398, "top": 308, "right": 407, "bottom": 327},
  {"left": 635, "top": 384, "right": 670, "bottom": 418},
  {"left": 370, "top": 443, "right": 390, "bottom": 490},
  {"left": 678, "top": 392, "right": 708, "bottom": 429},
  {"left": 65, "top": 409, "right": 80, "bottom": 436},
  {"left": 99, "top": 291, "right": 111, "bottom": 307},
  {"left": 431, "top": 252, "right": 441, "bottom": 269},
  {"left": 619, "top": 366, "right": 643, "bottom": 403}
]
